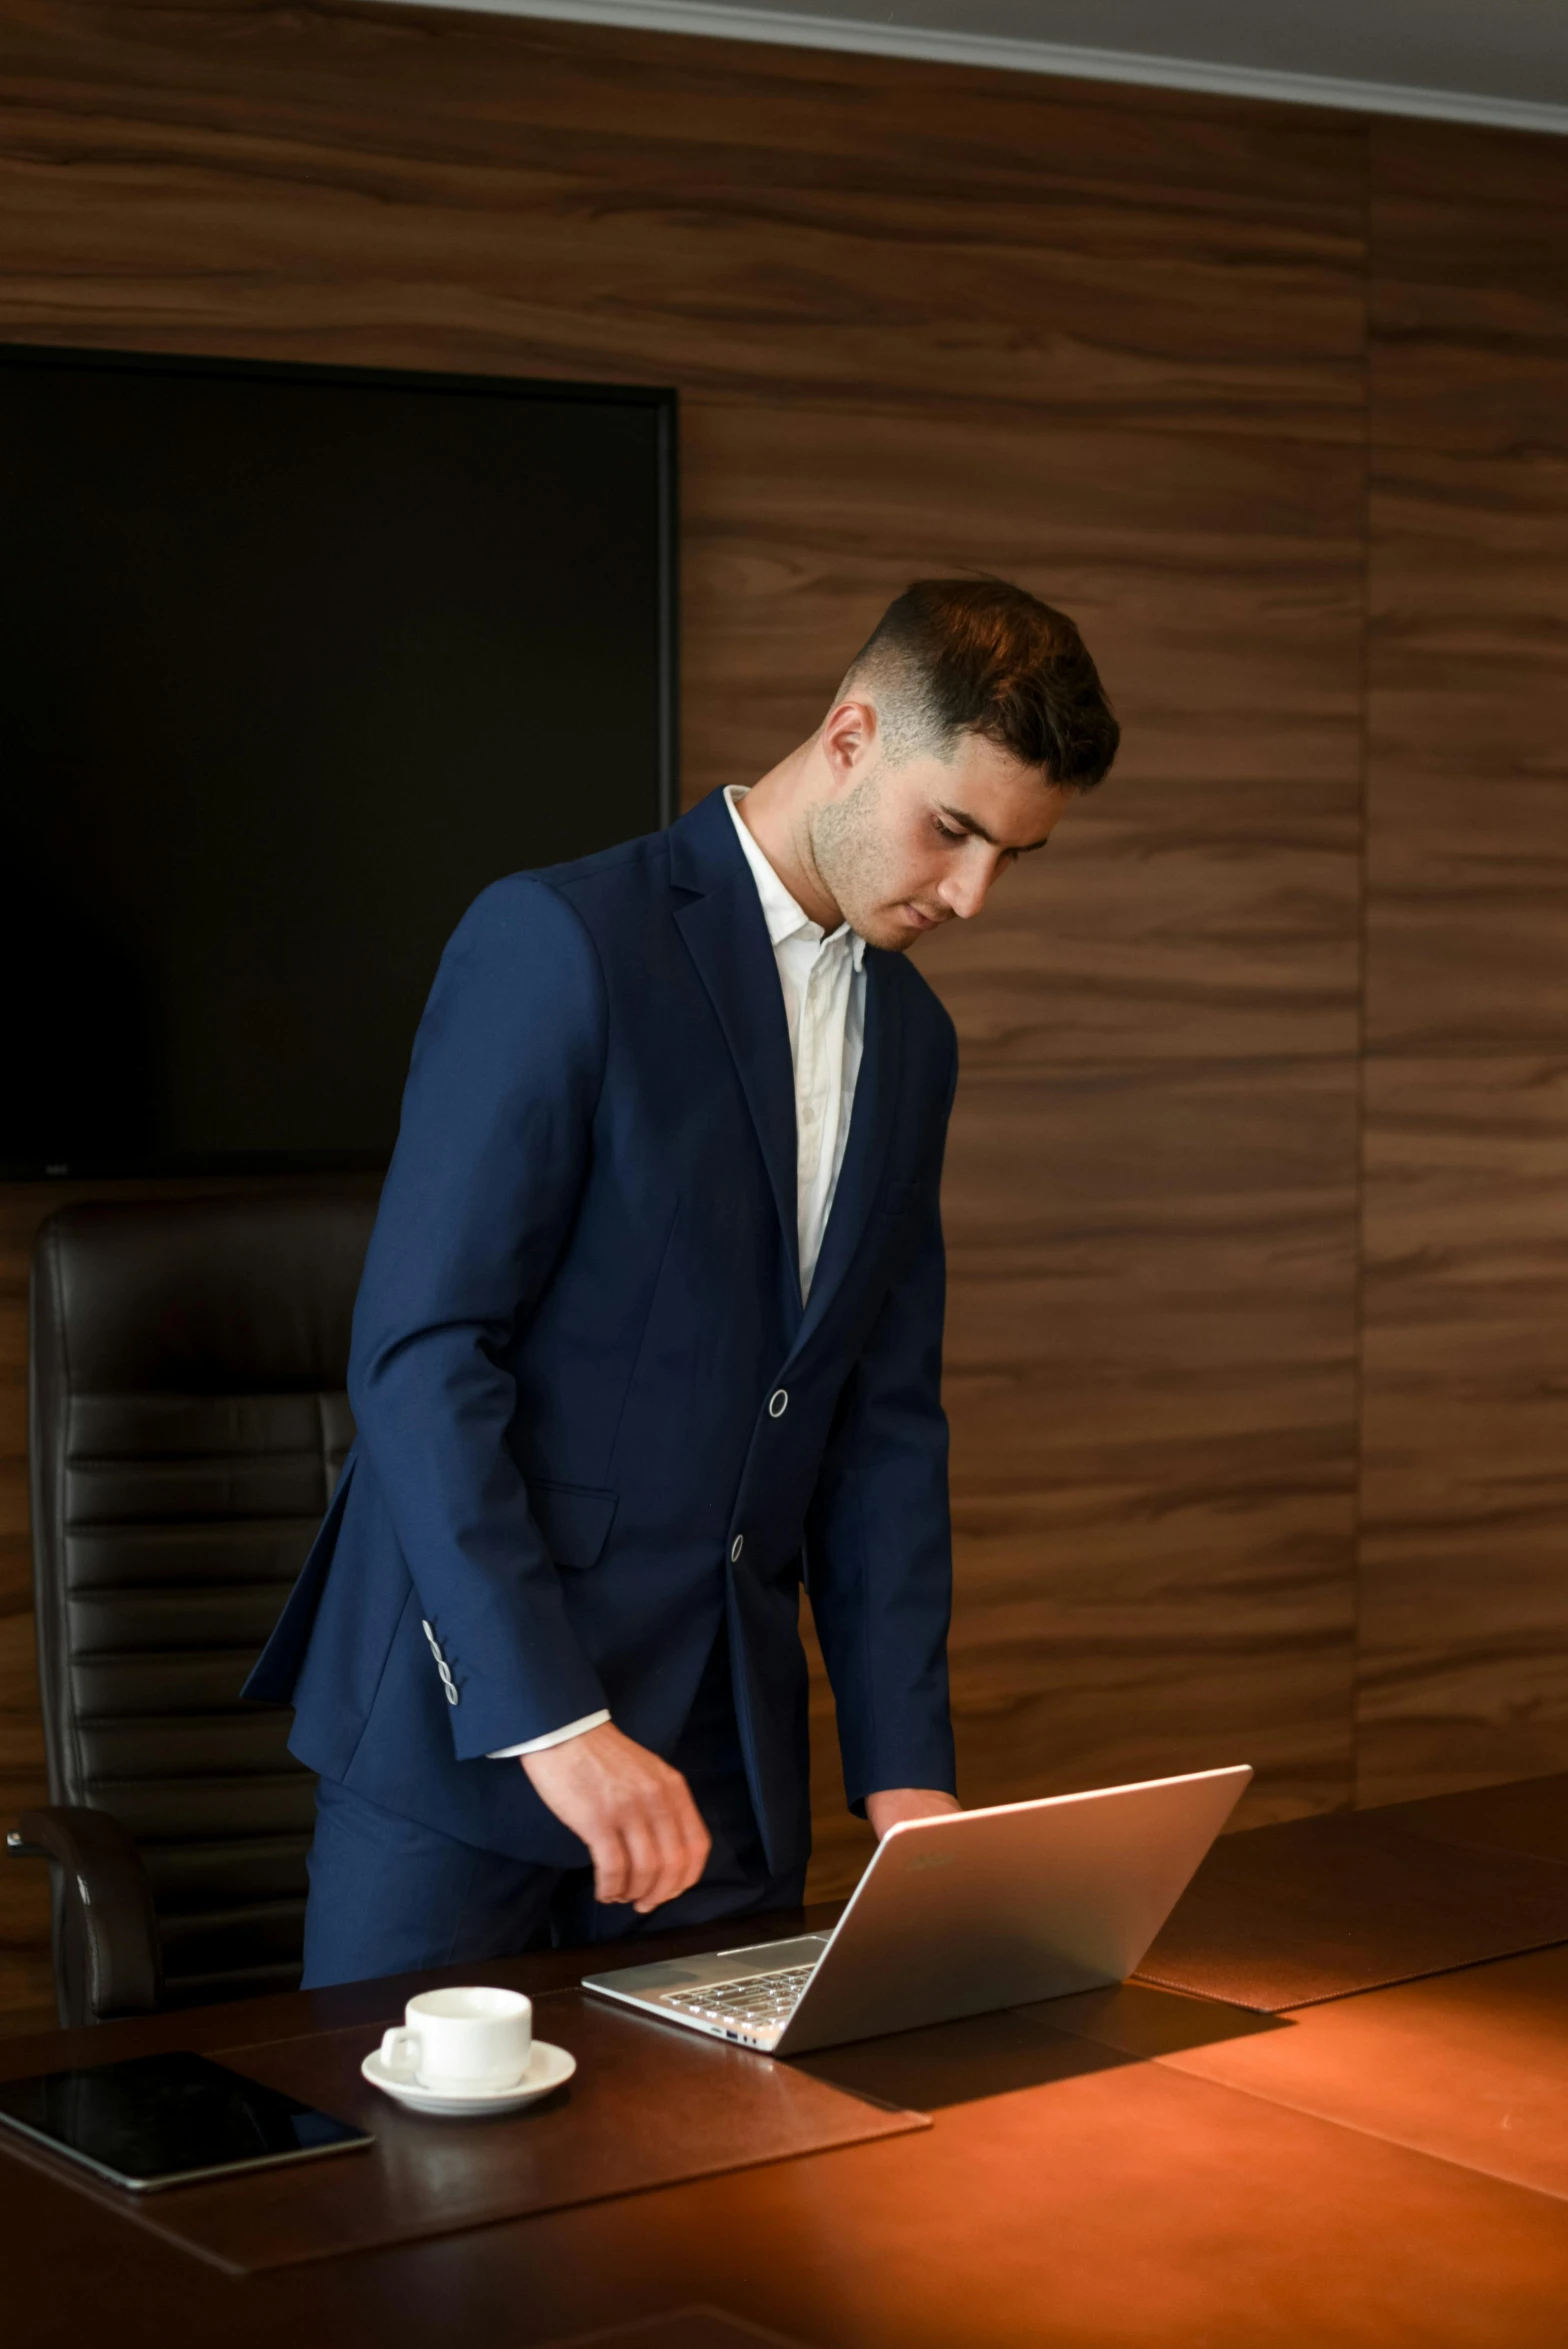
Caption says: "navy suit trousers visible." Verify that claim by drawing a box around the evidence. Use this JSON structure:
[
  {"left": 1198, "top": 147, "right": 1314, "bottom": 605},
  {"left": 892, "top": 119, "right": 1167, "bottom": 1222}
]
[{"left": 301, "top": 1625, "right": 808, "bottom": 1987}]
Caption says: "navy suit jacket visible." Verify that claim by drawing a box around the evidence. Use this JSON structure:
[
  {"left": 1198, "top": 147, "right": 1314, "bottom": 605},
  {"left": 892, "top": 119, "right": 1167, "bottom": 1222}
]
[{"left": 246, "top": 785, "right": 959, "bottom": 1879}]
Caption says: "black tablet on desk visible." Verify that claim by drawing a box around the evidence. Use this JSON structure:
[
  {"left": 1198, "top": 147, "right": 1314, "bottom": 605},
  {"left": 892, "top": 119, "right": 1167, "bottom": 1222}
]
[{"left": 0, "top": 2049, "right": 372, "bottom": 2192}]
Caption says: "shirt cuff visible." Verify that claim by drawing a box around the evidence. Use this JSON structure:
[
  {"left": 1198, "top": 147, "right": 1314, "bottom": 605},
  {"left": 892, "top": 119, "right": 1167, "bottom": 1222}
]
[{"left": 487, "top": 1709, "right": 611, "bottom": 1760}]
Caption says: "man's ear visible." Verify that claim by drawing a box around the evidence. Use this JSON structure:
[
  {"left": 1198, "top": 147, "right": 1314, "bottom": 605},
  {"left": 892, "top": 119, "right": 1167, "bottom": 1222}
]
[{"left": 819, "top": 696, "right": 877, "bottom": 788}]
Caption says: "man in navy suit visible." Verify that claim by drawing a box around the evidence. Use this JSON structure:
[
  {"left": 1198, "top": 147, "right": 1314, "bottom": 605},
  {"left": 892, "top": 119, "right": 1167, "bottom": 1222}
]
[{"left": 246, "top": 577, "right": 1119, "bottom": 1985}]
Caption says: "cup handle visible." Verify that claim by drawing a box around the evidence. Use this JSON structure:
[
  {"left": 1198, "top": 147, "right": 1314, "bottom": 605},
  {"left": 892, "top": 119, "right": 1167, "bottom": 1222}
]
[{"left": 380, "top": 2026, "right": 420, "bottom": 2076}]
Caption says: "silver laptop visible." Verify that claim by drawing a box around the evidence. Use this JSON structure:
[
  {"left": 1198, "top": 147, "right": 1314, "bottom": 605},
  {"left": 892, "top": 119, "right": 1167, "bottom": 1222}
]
[{"left": 583, "top": 1762, "right": 1251, "bottom": 2056}]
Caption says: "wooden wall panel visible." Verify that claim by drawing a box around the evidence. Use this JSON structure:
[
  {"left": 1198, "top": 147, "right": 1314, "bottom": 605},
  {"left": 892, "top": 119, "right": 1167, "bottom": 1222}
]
[
  {"left": 682, "top": 394, "right": 1364, "bottom": 1885},
  {"left": 1366, "top": 450, "right": 1568, "bottom": 1055},
  {"left": 1359, "top": 1059, "right": 1568, "bottom": 1801},
  {"left": 682, "top": 400, "right": 1364, "bottom": 1056},
  {"left": 940, "top": 1061, "right": 1356, "bottom": 1819},
  {"left": 0, "top": 0, "right": 1365, "bottom": 1999},
  {"left": 1360, "top": 122, "right": 1568, "bottom": 1803},
  {"left": 0, "top": 3, "right": 1364, "bottom": 436},
  {"left": 12, "top": 4, "right": 1565, "bottom": 2000}
]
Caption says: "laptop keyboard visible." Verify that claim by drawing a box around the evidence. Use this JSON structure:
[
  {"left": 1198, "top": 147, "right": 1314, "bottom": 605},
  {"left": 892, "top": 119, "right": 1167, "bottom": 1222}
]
[{"left": 662, "top": 1962, "right": 816, "bottom": 2034}]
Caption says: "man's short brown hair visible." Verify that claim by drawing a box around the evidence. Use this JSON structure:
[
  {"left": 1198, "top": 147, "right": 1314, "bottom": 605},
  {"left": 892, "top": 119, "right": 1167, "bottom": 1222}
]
[{"left": 842, "top": 577, "right": 1119, "bottom": 790}]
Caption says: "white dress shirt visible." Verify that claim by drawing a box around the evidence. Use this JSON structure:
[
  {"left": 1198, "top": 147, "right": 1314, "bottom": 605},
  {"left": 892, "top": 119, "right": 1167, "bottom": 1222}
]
[
  {"left": 722, "top": 784, "right": 867, "bottom": 1299},
  {"left": 492, "top": 787, "right": 867, "bottom": 1758}
]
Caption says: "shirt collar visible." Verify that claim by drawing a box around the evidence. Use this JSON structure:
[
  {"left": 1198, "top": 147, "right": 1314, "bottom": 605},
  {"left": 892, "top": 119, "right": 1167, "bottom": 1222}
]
[{"left": 723, "top": 786, "right": 866, "bottom": 969}]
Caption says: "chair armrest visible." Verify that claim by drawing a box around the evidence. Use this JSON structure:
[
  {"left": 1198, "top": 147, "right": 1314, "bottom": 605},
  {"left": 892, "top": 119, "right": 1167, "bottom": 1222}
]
[{"left": 14, "top": 1805, "right": 164, "bottom": 2027}]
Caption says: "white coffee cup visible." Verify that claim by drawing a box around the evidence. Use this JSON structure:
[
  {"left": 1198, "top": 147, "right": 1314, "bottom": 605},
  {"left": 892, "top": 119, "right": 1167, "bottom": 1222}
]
[{"left": 380, "top": 1986, "right": 533, "bottom": 2093}]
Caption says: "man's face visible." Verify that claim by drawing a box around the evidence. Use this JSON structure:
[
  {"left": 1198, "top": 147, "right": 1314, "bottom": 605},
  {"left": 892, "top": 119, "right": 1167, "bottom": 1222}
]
[{"left": 809, "top": 716, "right": 1074, "bottom": 954}]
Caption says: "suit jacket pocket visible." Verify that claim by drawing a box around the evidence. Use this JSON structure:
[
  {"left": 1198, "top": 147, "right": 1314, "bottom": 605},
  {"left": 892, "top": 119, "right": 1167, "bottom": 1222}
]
[{"left": 530, "top": 1479, "right": 619, "bottom": 1570}]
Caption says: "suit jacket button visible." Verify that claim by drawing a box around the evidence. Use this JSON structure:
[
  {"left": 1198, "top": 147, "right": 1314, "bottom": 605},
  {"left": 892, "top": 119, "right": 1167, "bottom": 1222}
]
[
  {"left": 731, "top": 1535, "right": 744, "bottom": 1561},
  {"left": 768, "top": 1389, "right": 788, "bottom": 1419}
]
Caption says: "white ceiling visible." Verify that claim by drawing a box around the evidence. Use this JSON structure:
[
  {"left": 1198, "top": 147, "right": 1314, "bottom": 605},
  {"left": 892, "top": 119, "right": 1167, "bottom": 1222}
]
[{"left": 398, "top": 0, "right": 1568, "bottom": 132}]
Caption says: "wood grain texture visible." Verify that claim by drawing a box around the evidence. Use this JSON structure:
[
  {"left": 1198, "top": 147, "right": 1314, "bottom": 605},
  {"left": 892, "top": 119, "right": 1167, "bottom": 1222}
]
[
  {"left": 809, "top": 1059, "right": 1359, "bottom": 1895},
  {"left": 1366, "top": 449, "right": 1568, "bottom": 1055},
  {"left": 0, "top": 5, "right": 1559, "bottom": 1987},
  {"left": 1048, "top": 1938, "right": 1568, "bottom": 2207},
  {"left": 685, "top": 393, "right": 1365, "bottom": 1893},
  {"left": 683, "top": 397, "right": 1364, "bottom": 1062},
  {"left": 1358, "top": 1059, "right": 1568, "bottom": 1803},
  {"left": 0, "top": 3, "right": 1365, "bottom": 438},
  {"left": 1146, "top": 1945, "right": 1568, "bottom": 2203},
  {"left": 1368, "top": 121, "right": 1568, "bottom": 462},
  {"left": 15, "top": 1926, "right": 1568, "bottom": 2349},
  {"left": 0, "top": 3, "right": 1373, "bottom": 1971},
  {"left": 1359, "top": 118, "right": 1568, "bottom": 1806},
  {"left": 938, "top": 1063, "right": 1356, "bottom": 1823},
  {"left": 1366, "top": 119, "right": 1568, "bottom": 1056}
]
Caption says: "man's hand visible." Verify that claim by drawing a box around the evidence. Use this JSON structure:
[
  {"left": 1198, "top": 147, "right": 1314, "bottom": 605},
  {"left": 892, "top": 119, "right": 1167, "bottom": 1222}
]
[
  {"left": 865, "top": 1787, "right": 962, "bottom": 1838},
  {"left": 521, "top": 1721, "right": 711, "bottom": 1913}
]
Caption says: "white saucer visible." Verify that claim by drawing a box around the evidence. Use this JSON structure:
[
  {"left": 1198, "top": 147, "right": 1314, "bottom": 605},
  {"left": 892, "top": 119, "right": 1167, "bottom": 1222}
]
[{"left": 361, "top": 2039, "right": 576, "bottom": 2118}]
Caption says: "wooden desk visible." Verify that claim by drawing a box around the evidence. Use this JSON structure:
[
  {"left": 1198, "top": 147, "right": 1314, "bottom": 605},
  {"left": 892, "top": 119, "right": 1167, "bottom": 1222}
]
[{"left": 8, "top": 1799, "right": 1568, "bottom": 2348}]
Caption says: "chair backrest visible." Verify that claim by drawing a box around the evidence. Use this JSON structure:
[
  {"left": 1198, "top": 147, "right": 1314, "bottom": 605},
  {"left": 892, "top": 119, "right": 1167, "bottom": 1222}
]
[{"left": 29, "top": 1190, "right": 378, "bottom": 2010}]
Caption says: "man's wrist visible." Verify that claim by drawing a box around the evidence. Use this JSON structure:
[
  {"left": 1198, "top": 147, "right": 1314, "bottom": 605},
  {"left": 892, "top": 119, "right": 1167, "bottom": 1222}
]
[
  {"left": 488, "top": 1709, "right": 611, "bottom": 1760},
  {"left": 864, "top": 1787, "right": 962, "bottom": 1836}
]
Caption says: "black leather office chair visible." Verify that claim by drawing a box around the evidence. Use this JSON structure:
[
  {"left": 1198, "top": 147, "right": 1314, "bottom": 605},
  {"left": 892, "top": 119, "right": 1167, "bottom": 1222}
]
[{"left": 10, "top": 1190, "right": 378, "bottom": 2026}]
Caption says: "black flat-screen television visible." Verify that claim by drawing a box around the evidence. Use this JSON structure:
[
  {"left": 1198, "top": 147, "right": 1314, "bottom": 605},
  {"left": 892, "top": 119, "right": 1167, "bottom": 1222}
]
[{"left": 1, "top": 344, "right": 677, "bottom": 1177}]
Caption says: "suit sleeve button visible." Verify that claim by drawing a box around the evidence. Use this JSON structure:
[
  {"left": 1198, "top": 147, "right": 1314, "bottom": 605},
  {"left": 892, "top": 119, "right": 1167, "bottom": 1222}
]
[
  {"left": 768, "top": 1389, "right": 788, "bottom": 1419},
  {"left": 731, "top": 1535, "right": 744, "bottom": 1561}
]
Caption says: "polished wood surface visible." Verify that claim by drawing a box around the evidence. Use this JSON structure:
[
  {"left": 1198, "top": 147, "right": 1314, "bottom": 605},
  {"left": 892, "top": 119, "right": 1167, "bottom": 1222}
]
[
  {"left": 0, "top": 4, "right": 1565, "bottom": 2020},
  {"left": 9, "top": 1797, "right": 1568, "bottom": 2347},
  {"left": 13, "top": 2029, "right": 1568, "bottom": 2349},
  {"left": 537, "top": 2320, "right": 808, "bottom": 2348},
  {"left": 1063, "top": 1944, "right": 1568, "bottom": 2206},
  {"left": 1135, "top": 1804, "right": 1568, "bottom": 2009}
]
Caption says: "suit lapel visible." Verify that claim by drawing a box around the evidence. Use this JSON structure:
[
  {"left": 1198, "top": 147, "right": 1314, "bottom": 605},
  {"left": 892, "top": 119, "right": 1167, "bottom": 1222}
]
[
  {"left": 792, "top": 947, "right": 902, "bottom": 1353},
  {"left": 671, "top": 813, "right": 802, "bottom": 1304}
]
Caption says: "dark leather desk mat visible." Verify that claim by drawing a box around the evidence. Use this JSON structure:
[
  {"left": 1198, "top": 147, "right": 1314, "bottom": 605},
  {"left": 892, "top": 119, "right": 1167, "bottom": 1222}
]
[
  {"left": 4, "top": 1988, "right": 925, "bottom": 2276},
  {"left": 1135, "top": 1803, "right": 1568, "bottom": 2009},
  {"left": 1381, "top": 1771, "right": 1568, "bottom": 1868},
  {"left": 538, "top": 2310, "right": 813, "bottom": 2348},
  {"left": 14, "top": 1997, "right": 1568, "bottom": 2349}
]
